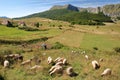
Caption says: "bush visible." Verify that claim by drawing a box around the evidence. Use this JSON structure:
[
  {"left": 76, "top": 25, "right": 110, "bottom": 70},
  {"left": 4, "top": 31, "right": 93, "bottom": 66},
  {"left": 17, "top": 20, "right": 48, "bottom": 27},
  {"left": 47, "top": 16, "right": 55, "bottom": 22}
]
[
  {"left": 114, "top": 47, "right": 120, "bottom": 53},
  {"left": 6, "top": 21, "right": 14, "bottom": 27},
  {"left": 58, "top": 25, "right": 62, "bottom": 28},
  {"left": 93, "top": 47, "right": 98, "bottom": 50},
  {"left": 18, "top": 26, "right": 39, "bottom": 31},
  {"left": 0, "top": 74, "right": 5, "bottom": 80},
  {"left": 34, "top": 22, "right": 40, "bottom": 28},
  {"left": 0, "top": 49, "right": 12, "bottom": 55},
  {"left": 69, "top": 25, "right": 74, "bottom": 27},
  {"left": 51, "top": 42, "right": 65, "bottom": 49}
]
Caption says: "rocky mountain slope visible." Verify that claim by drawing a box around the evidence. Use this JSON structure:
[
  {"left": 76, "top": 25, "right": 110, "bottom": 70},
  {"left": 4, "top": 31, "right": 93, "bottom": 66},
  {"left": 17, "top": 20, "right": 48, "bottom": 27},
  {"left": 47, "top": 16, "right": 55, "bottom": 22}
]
[{"left": 50, "top": 4, "right": 120, "bottom": 17}]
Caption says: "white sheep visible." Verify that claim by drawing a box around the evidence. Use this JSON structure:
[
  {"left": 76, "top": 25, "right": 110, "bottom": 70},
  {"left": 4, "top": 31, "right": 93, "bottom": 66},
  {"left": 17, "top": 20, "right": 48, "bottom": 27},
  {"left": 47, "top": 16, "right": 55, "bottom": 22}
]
[
  {"left": 101, "top": 68, "right": 111, "bottom": 77},
  {"left": 55, "top": 61, "right": 63, "bottom": 66},
  {"left": 30, "top": 65, "right": 42, "bottom": 72},
  {"left": 92, "top": 60, "right": 100, "bottom": 69},
  {"left": 66, "top": 67, "right": 78, "bottom": 77},
  {"left": 21, "top": 59, "right": 32, "bottom": 66},
  {"left": 49, "top": 64, "right": 63, "bottom": 75},
  {"left": 4, "top": 60, "right": 9, "bottom": 68},
  {"left": 63, "top": 58, "right": 67, "bottom": 65},
  {"left": 47, "top": 56, "right": 53, "bottom": 64},
  {"left": 85, "top": 55, "right": 89, "bottom": 60},
  {"left": 54, "top": 57, "right": 61, "bottom": 63},
  {"left": 66, "top": 67, "right": 74, "bottom": 76},
  {"left": 54, "top": 57, "right": 67, "bottom": 65}
]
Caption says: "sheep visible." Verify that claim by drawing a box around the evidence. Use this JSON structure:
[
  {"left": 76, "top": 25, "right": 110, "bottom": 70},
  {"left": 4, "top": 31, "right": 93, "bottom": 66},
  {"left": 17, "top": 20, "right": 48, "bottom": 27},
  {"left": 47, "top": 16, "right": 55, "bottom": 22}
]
[
  {"left": 54, "top": 57, "right": 67, "bottom": 65},
  {"left": 4, "top": 60, "right": 9, "bottom": 68},
  {"left": 14, "top": 55, "right": 23, "bottom": 62},
  {"left": 62, "top": 58, "right": 67, "bottom": 65},
  {"left": 55, "top": 61, "right": 63, "bottom": 66},
  {"left": 66, "top": 67, "right": 74, "bottom": 76},
  {"left": 85, "top": 55, "right": 89, "bottom": 60},
  {"left": 47, "top": 56, "right": 53, "bottom": 64},
  {"left": 31, "top": 56, "right": 41, "bottom": 65},
  {"left": 4, "top": 54, "right": 23, "bottom": 62},
  {"left": 66, "top": 67, "right": 78, "bottom": 77},
  {"left": 99, "top": 58, "right": 103, "bottom": 62},
  {"left": 92, "top": 60, "right": 100, "bottom": 69},
  {"left": 101, "top": 68, "right": 111, "bottom": 77},
  {"left": 54, "top": 57, "right": 61, "bottom": 63},
  {"left": 49, "top": 64, "right": 63, "bottom": 75},
  {"left": 30, "top": 65, "right": 42, "bottom": 73},
  {"left": 21, "top": 59, "right": 32, "bottom": 66}
]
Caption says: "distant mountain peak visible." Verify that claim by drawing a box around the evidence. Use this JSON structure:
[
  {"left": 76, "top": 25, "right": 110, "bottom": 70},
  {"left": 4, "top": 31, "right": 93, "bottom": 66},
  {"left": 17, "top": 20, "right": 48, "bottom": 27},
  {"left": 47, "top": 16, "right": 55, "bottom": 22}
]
[
  {"left": 0, "top": 16, "right": 9, "bottom": 19},
  {"left": 50, "top": 4, "right": 79, "bottom": 11}
]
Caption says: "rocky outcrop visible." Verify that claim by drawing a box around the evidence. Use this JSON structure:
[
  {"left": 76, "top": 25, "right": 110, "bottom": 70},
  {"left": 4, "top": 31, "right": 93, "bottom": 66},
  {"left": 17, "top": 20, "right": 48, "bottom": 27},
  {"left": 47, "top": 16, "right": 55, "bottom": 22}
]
[{"left": 50, "top": 4, "right": 79, "bottom": 11}]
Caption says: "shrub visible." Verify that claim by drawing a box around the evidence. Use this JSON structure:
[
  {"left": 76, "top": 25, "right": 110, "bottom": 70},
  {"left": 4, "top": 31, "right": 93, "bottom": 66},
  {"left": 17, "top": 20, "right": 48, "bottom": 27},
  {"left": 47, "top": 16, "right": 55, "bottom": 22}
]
[
  {"left": 34, "top": 22, "right": 40, "bottom": 28},
  {"left": 69, "top": 25, "right": 74, "bottom": 27},
  {"left": 18, "top": 26, "right": 39, "bottom": 31},
  {"left": 114, "top": 47, "right": 120, "bottom": 53},
  {"left": 58, "top": 25, "right": 62, "bottom": 27},
  {"left": 0, "top": 74, "right": 5, "bottom": 80},
  {"left": 93, "top": 47, "right": 98, "bottom": 50},
  {"left": 1, "top": 49, "right": 12, "bottom": 55},
  {"left": 51, "top": 42, "right": 65, "bottom": 49},
  {"left": 6, "top": 21, "right": 14, "bottom": 27}
]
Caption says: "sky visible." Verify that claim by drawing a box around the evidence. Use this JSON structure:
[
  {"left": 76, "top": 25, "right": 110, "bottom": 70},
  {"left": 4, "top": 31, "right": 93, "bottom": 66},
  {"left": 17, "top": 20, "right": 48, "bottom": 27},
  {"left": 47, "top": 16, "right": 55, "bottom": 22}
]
[{"left": 0, "top": 0, "right": 120, "bottom": 18}]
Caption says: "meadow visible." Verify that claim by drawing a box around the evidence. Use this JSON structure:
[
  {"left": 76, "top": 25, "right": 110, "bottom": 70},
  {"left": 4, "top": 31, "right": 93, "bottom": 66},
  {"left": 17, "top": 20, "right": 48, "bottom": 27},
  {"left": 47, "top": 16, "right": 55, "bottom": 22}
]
[{"left": 0, "top": 18, "right": 120, "bottom": 80}]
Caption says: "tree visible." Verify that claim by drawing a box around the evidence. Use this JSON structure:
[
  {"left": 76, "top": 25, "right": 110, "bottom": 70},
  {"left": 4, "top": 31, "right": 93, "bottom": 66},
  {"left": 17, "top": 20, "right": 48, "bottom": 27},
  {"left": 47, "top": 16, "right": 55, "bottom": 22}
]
[{"left": 34, "top": 22, "right": 39, "bottom": 28}]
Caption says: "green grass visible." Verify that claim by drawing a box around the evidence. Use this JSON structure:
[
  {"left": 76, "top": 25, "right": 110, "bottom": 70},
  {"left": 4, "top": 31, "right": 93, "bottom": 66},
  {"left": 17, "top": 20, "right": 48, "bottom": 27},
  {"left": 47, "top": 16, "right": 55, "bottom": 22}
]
[
  {"left": 80, "top": 33, "right": 120, "bottom": 51},
  {"left": 0, "top": 25, "right": 62, "bottom": 41}
]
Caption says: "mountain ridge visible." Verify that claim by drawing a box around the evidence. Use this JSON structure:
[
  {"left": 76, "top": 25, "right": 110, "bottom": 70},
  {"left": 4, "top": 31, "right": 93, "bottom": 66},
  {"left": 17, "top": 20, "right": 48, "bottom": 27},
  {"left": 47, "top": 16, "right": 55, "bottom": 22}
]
[{"left": 50, "top": 4, "right": 120, "bottom": 17}]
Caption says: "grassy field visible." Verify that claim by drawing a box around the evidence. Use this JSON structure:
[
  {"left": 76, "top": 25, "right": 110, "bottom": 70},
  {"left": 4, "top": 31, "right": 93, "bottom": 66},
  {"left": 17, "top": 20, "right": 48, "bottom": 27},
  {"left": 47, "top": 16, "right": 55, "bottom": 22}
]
[
  {"left": 0, "top": 18, "right": 120, "bottom": 80},
  {"left": 0, "top": 25, "right": 62, "bottom": 41}
]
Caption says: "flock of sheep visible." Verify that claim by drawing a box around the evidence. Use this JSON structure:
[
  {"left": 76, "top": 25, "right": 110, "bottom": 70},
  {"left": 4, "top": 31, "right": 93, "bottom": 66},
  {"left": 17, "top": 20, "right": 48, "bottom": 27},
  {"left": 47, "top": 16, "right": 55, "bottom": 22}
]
[{"left": 2, "top": 50, "right": 112, "bottom": 78}]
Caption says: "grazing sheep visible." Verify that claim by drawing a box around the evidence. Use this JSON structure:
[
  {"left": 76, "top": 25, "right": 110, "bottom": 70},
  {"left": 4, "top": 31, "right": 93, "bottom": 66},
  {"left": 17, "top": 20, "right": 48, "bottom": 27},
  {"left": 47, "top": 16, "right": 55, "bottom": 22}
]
[
  {"left": 66, "top": 67, "right": 74, "bottom": 76},
  {"left": 30, "top": 65, "right": 42, "bottom": 72},
  {"left": 62, "top": 58, "right": 67, "bottom": 65},
  {"left": 21, "top": 59, "right": 32, "bottom": 66},
  {"left": 101, "top": 68, "right": 111, "bottom": 77},
  {"left": 55, "top": 61, "right": 63, "bottom": 66},
  {"left": 54, "top": 57, "right": 61, "bottom": 63},
  {"left": 14, "top": 55, "right": 23, "bottom": 62},
  {"left": 49, "top": 64, "right": 63, "bottom": 75},
  {"left": 85, "top": 55, "right": 89, "bottom": 60},
  {"left": 47, "top": 56, "right": 53, "bottom": 64},
  {"left": 66, "top": 67, "right": 78, "bottom": 77},
  {"left": 31, "top": 56, "right": 41, "bottom": 65},
  {"left": 99, "top": 58, "right": 103, "bottom": 62},
  {"left": 4, "top": 54, "right": 23, "bottom": 62},
  {"left": 92, "top": 60, "right": 100, "bottom": 69},
  {"left": 4, "top": 60, "right": 9, "bottom": 68},
  {"left": 54, "top": 57, "right": 67, "bottom": 65}
]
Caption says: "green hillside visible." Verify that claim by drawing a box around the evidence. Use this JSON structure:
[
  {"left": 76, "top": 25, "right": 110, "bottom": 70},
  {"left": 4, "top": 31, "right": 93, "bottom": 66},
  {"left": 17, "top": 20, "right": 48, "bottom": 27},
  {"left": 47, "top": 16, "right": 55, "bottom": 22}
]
[{"left": 20, "top": 9, "right": 112, "bottom": 25}]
